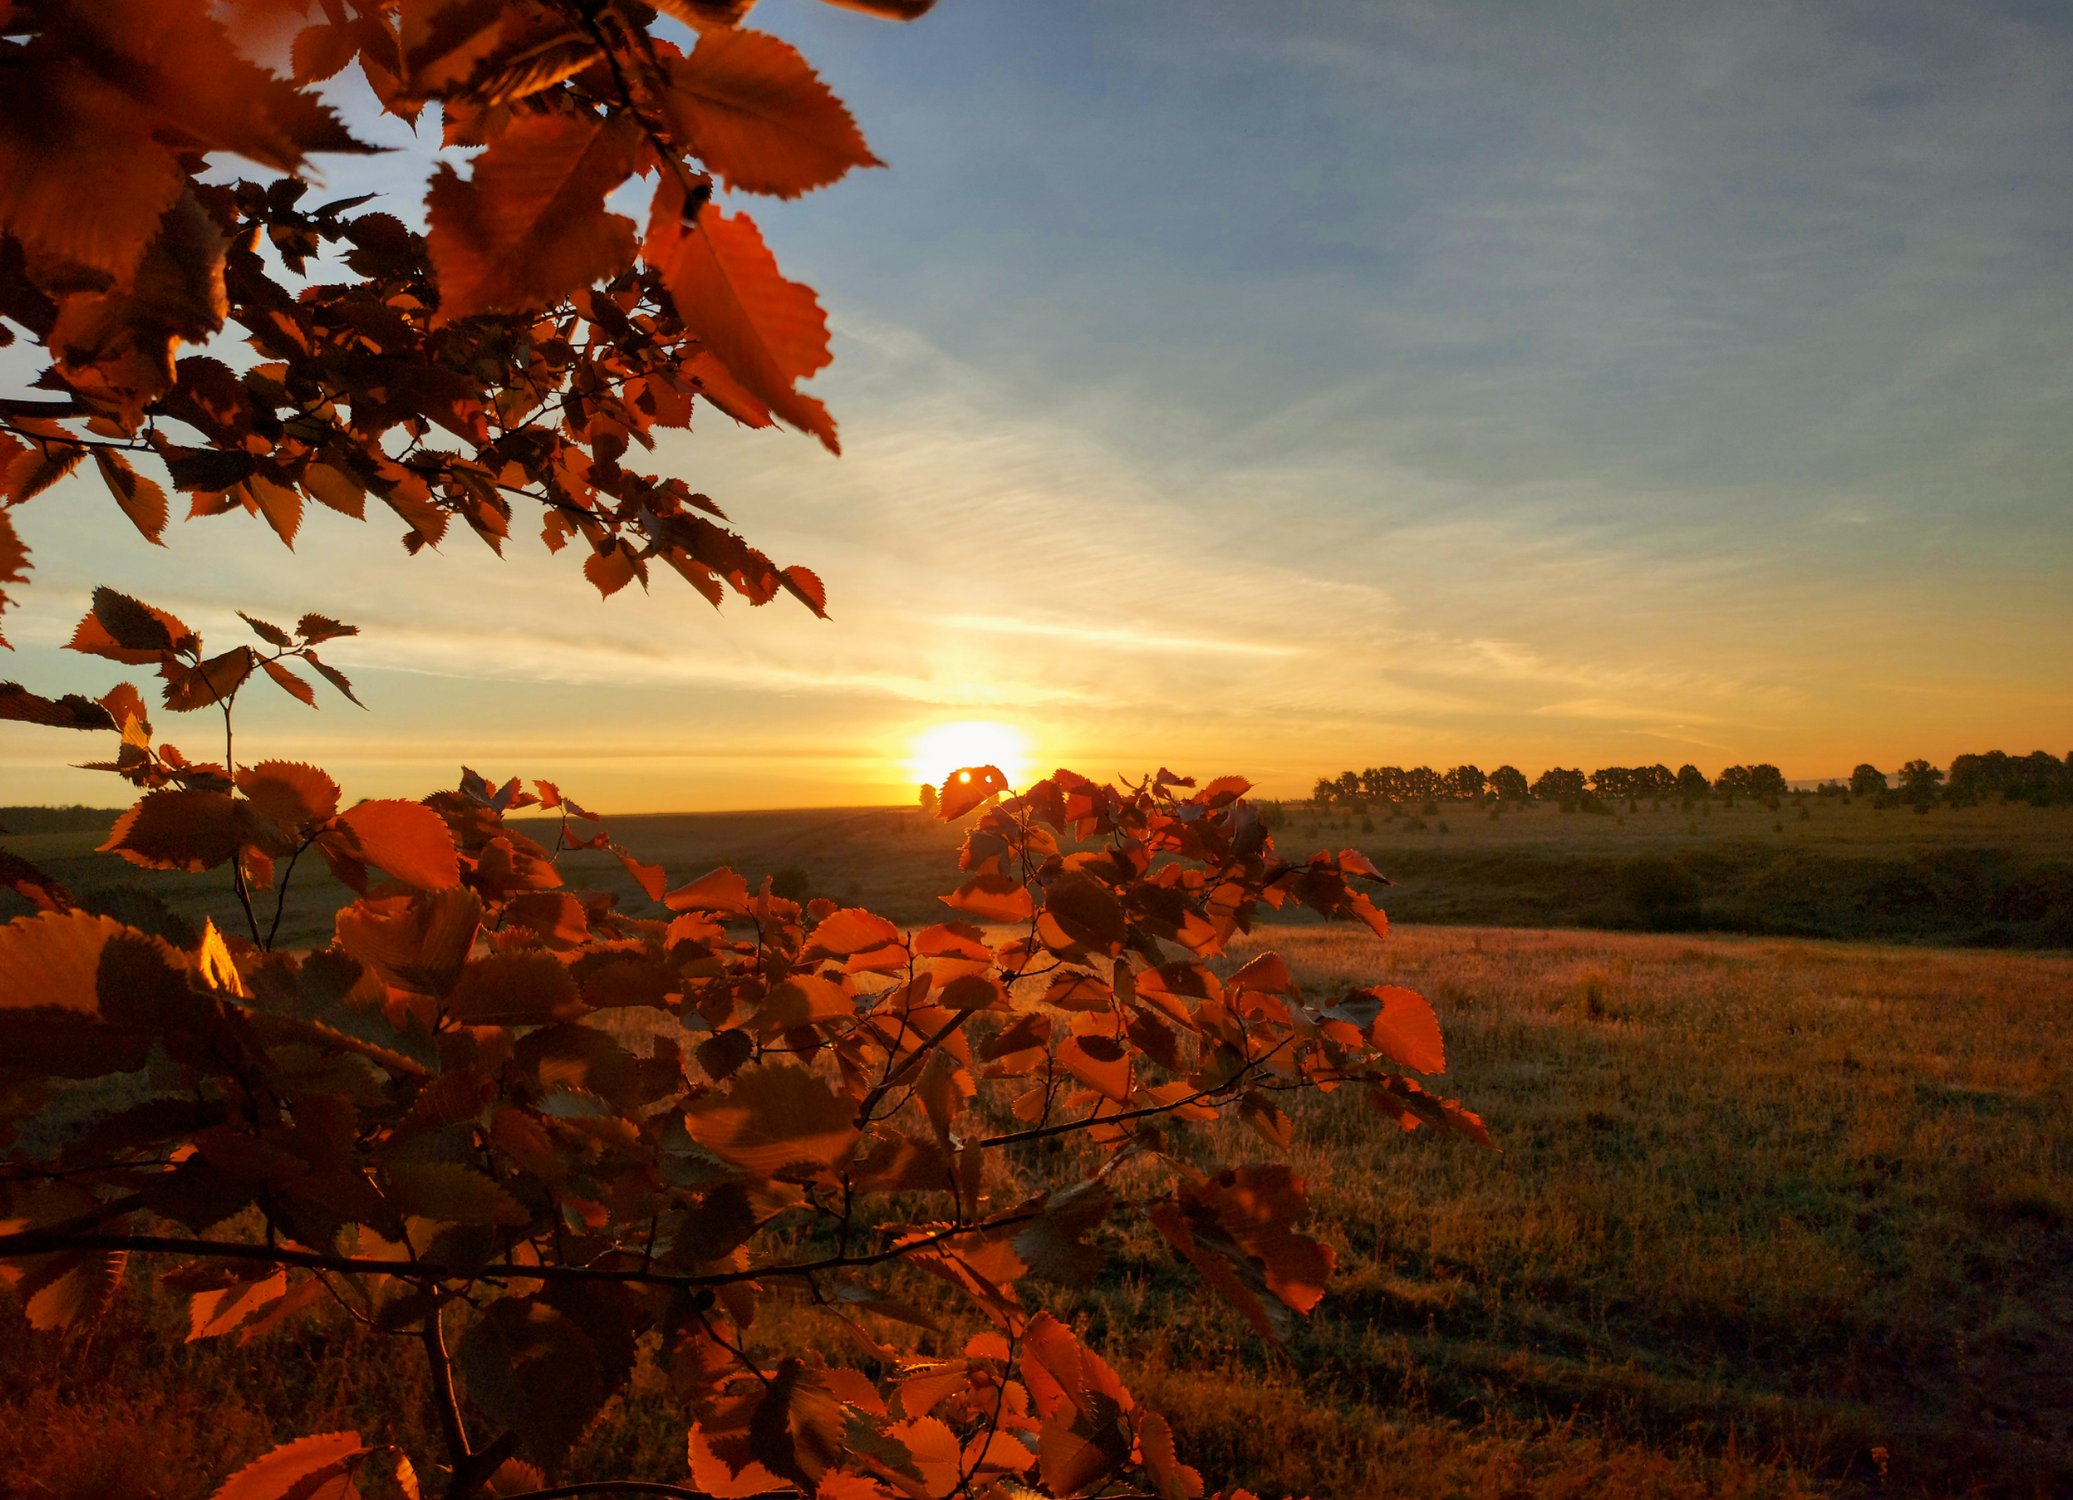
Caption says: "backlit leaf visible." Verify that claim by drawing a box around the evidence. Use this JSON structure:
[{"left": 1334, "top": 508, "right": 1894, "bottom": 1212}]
[
  {"left": 208, "top": 1431, "right": 368, "bottom": 1500},
  {"left": 445, "top": 951, "right": 584, "bottom": 1026},
  {"left": 663, "top": 28, "right": 881, "bottom": 198},
  {"left": 163, "top": 648, "right": 258, "bottom": 712},
  {"left": 330, "top": 801, "right": 461, "bottom": 890},
  {"left": 262, "top": 658, "right": 317, "bottom": 706},
  {"left": 942, "top": 874, "right": 1031, "bottom": 924},
  {"left": 0, "top": 682, "right": 117, "bottom": 730},
  {"left": 644, "top": 192, "right": 838, "bottom": 451},
  {"left": 92, "top": 450, "right": 168, "bottom": 544},
  {"left": 235, "top": 761, "right": 341, "bottom": 837},
  {"left": 802, "top": 906, "right": 902, "bottom": 960},
  {"left": 70, "top": 586, "right": 194, "bottom": 662},
  {"left": 101, "top": 790, "right": 240, "bottom": 872},
  {"left": 665, "top": 866, "right": 752, "bottom": 914},
  {"left": 683, "top": 1064, "right": 859, "bottom": 1173},
  {"left": 0, "top": 910, "right": 133, "bottom": 1012},
  {"left": 1368, "top": 985, "right": 1445, "bottom": 1074},
  {"left": 938, "top": 764, "right": 1009, "bottom": 821},
  {"left": 427, "top": 113, "right": 640, "bottom": 324}
]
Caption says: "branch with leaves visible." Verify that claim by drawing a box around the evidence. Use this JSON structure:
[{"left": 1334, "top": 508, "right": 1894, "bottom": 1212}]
[
  {"left": 0, "top": 4, "right": 1494, "bottom": 1498},
  {"left": 0, "top": 609, "right": 1491, "bottom": 1498}
]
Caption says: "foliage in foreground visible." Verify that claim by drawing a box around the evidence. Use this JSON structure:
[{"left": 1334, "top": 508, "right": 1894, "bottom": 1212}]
[
  {"left": 0, "top": 4, "right": 1490, "bottom": 1496},
  {"left": 0, "top": 591, "right": 1490, "bottom": 1499}
]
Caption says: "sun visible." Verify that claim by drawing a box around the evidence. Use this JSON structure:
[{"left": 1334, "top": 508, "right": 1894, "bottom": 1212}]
[{"left": 909, "top": 719, "right": 1033, "bottom": 794}]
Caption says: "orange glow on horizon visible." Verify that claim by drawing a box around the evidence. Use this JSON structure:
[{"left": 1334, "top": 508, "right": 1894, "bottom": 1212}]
[{"left": 908, "top": 719, "right": 1032, "bottom": 793}]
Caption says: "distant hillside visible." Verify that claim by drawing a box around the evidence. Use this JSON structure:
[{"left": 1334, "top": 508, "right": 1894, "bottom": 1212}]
[{"left": 0, "top": 806, "right": 121, "bottom": 835}]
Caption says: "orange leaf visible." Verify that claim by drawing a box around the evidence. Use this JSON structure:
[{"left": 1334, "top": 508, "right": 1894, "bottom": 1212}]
[
  {"left": 1056, "top": 1034, "right": 1131, "bottom": 1104},
  {"left": 0, "top": 510, "right": 26, "bottom": 648},
  {"left": 236, "top": 761, "right": 341, "bottom": 835},
  {"left": 91, "top": 450, "right": 168, "bottom": 545},
  {"left": 1041, "top": 871, "right": 1127, "bottom": 953},
  {"left": 67, "top": 586, "right": 195, "bottom": 663},
  {"left": 427, "top": 112, "right": 640, "bottom": 324},
  {"left": 663, "top": 28, "right": 880, "bottom": 198},
  {"left": 446, "top": 952, "right": 584, "bottom": 1026},
  {"left": 0, "top": 69, "right": 180, "bottom": 283},
  {"left": 802, "top": 906, "right": 902, "bottom": 960},
  {"left": 937, "top": 764, "right": 1009, "bottom": 821},
  {"left": 330, "top": 800, "right": 461, "bottom": 890},
  {"left": 162, "top": 647, "right": 257, "bottom": 712},
  {"left": 779, "top": 564, "right": 826, "bottom": 618},
  {"left": 101, "top": 789, "right": 240, "bottom": 872},
  {"left": 5, "top": 440, "right": 85, "bottom": 506},
  {"left": 0, "top": 910, "right": 134, "bottom": 1013},
  {"left": 941, "top": 874, "right": 1031, "bottom": 924},
  {"left": 644, "top": 192, "right": 838, "bottom": 451},
  {"left": 206, "top": 1431, "right": 368, "bottom": 1500},
  {"left": 682, "top": 1065, "right": 859, "bottom": 1174},
  {"left": 1369, "top": 985, "right": 1445, "bottom": 1074},
  {"left": 261, "top": 658, "right": 317, "bottom": 707},
  {"left": 614, "top": 848, "right": 668, "bottom": 902},
  {"left": 754, "top": 973, "right": 856, "bottom": 1035},
  {"left": 664, "top": 866, "right": 752, "bottom": 914}
]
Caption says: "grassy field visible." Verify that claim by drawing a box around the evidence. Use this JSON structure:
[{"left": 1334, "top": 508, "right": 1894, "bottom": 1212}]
[
  {"left": 5, "top": 923, "right": 2068, "bottom": 1497},
  {"left": 7, "top": 792, "right": 2073, "bottom": 949}
]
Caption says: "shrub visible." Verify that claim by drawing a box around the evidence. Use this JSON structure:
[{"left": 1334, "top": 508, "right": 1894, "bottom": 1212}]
[{"left": 1620, "top": 853, "right": 1704, "bottom": 930}]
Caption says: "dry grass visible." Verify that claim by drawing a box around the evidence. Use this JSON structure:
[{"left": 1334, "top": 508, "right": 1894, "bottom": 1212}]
[
  {"left": 1078, "top": 925, "right": 2073, "bottom": 1498},
  {"left": 4, "top": 925, "right": 2070, "bottom": 1498}
]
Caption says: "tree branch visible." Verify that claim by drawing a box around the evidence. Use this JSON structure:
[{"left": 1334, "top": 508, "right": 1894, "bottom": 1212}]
[
  {"left": 422, "top": 1301, "right": 473, "bottom": 1474},
  {"left": 0, "top": 1213, "right": 1043, "bottom": 1290},
  {"left": 496, "top": 1484, "right": 794, "bottom": 1500}
]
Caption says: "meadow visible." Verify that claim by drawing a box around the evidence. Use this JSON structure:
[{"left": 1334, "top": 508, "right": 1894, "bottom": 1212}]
[
  {"left": 7, "top": 791, "right": 2071, "bottom": 949},
  {"left": 4, "top": 921, "right": 2068, "bottom": 1498}
]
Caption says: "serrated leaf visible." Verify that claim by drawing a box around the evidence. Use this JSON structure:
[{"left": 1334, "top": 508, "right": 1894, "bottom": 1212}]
[
  {"left": 163, "top": 647, "right": 257, "bottom": 712},
  {"left": 941, "top": 873, "right": 1031, "bottom": 924},
  {"left": 0, "top": 910, "right": 142, "bottom": 1013},
  {"left": 101, "top": 789, "right": 240, "bottom": 872},
  {"left": 384, "top": 1162, "right": 528, "bottom": 1226},
  {"left": 683, "top": 1064, "right": 859, "bottom": 1174},
  {"left": 445, "top": 951, "right": 584, "bottom": 1026},
  {"left": 22, "top": 1249, "right": 128, "bottom": 1330},
  {"left": 427, "top": 113, "right": 640, "bottom": 324},
  {"left": 262, "top": 657, "right": 317, "bottom": 706},
  {"left": 456, "top": 1298, "right": 604, "bottom": 1464},
  {"left": 644, "top": 192, "right": 837, "bottom": 451},
  {"left": 239, "top": 611, "right": 293, "bottom": 647},
  {"left": 327, "top": 801, "right": 460, "bottom": 890},
  {"left": 0, "top": 681, "right": 117, "bottom": 730},
  {"left": 296, "top": 614, "right": 357, "bottom": 644},
  {"left": 236, "top": 761, "right": 342, "bottom": 833},
  {"left": 92, "top": 450, "right": 168, "bottom": 544},
  {"left": 207, "top": 1432, "right": 367, "bottom": 1500},
  {"left": 937, "top": 764, "right": 1009, "bottom": 821},
  {"left": 663, "top": 28, "right": 880, "bottom": 198},
  {"left": 303, "top": 651, "right": 364, "bottom": 708}
]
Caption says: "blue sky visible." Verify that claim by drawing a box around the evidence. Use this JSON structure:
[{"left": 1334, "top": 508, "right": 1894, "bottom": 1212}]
[{"left": 3, "top": 0, "right": 2069, "bottom": 808}]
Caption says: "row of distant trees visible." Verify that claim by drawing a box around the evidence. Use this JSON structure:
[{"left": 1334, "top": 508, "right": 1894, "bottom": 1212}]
[{"left": 1309, "top": 749, "right": 2073, "bottom": 811}]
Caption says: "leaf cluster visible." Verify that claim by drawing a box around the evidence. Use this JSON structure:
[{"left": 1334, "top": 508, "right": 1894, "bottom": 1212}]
[
  {"left": 1, "top": 625, "right": 1489, "bottom": 1498},
  {"left": 0, "top": 5, "right": 1493, "bottom": 1496},
  {"left": 0, "top": 0, "right": 893, "bottom": 645}
]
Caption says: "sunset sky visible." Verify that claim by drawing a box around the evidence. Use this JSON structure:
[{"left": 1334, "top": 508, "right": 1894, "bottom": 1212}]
[{"left": 3, "top": 0, "right": 2070, "bottom": 810}]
